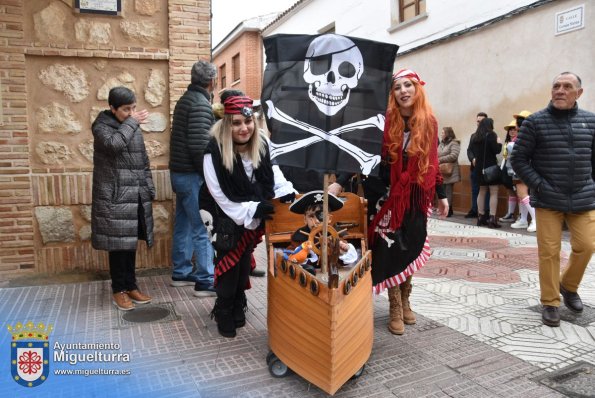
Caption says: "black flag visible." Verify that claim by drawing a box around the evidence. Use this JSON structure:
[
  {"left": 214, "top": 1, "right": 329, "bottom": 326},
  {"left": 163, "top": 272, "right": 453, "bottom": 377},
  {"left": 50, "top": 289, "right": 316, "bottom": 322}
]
[{"left": 261, "top": 33, "right": 398, "bottom": 176}]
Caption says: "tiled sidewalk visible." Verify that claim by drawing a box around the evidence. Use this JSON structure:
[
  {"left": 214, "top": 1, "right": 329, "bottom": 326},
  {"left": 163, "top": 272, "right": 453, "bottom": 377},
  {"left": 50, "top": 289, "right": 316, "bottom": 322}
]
[{"left": 1, "top": 218, "right": 593, "bottom": 397}]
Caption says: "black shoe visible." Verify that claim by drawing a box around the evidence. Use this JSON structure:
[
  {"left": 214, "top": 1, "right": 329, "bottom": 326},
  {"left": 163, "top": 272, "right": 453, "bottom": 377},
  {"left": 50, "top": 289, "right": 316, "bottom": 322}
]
[
  {"left": 464, "top": 210, "right": 478, "bottom": 218},
  {"left": 542, "top": 305, "right": 560, "bottom": 327},
  {"left": 560, "top": 284, "right": 583, "bottom": 313},
  {"left": 193, "top": 284, "right": 217, "bottom": 297},
  {"left": 477, "top": 214, "right": 489, "bottom": 226},
  {"left": 447, "top": 207, "right": 453, "bottom": 217},
  {"left": 170, "top": 277, "right": 196, "bottom": 287},
  {"left": 487, "top": 215, "right": 501, "bottom": 229},
  {"left": 250, "top": 268, "right": 265, "bottom": 277}
]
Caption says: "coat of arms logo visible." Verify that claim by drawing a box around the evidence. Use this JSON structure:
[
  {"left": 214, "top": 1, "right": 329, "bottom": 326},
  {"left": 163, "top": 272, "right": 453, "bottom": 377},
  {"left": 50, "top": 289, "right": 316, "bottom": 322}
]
[{"left": 8, "top": 321, "right": 53, "bottom": 387}]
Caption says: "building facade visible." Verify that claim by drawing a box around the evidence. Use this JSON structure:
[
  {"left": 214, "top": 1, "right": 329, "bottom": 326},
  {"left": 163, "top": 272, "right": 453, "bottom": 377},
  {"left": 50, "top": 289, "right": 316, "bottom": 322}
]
[
  {"left": 263, "top": 0, "right": 593, "bottom": 211},
  {"left": 212, "top": 14, "right": 278, "bottom": 101},
  {"left": 0, "top": 0, "right": 212, "bottom": 282}
]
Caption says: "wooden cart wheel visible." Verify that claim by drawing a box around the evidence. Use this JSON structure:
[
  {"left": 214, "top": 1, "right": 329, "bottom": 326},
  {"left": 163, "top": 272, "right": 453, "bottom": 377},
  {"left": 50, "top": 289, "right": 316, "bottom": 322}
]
[
  {"left": 308, "top": 224, "right": 339, "bottom": 256},
  {"left": 350, "top": 364, "right": 366, "bottom": 380},
  {"left": 266, "top": 350, "right": 276, "bottom": 366},
  {"left": 269, "top": 357, "right": 290, "bottom": 378}
]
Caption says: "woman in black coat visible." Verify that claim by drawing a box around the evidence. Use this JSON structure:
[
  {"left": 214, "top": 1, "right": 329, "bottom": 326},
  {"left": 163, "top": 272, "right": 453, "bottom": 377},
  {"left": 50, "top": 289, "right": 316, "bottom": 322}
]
[
  {"left": 469, "top": 117, "right": 502, "bottom": 228},
  {"left": 91, "top": 87, "right": 155, "bottom": 311}
]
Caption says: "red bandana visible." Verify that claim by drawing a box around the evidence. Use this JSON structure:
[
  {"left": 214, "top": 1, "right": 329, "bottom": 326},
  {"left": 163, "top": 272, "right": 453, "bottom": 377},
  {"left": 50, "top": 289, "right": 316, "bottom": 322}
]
[
  {"left": 393, "top": 69, "right": 426, "bottom": 86},
  {"left": 223, "top": 96, "right": 253, "bottom": 116}
]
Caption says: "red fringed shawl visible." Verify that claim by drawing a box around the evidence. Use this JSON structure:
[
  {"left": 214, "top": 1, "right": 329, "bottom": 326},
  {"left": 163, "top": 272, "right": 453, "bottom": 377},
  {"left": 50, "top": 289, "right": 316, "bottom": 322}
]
[{"left": 368, "top": 116, "right": 441, "bottom": 244}]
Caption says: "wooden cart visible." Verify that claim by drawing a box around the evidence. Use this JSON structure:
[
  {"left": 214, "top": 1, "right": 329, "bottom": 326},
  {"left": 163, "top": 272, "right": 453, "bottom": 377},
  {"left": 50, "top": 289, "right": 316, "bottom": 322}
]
[{"left": 265, "top": 192, "right": 373, "bottom": 395}]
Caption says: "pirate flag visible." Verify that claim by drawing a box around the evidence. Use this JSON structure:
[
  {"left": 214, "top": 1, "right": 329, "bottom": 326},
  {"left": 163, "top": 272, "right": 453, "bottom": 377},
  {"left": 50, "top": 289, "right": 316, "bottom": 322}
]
[{"left": 261, "top": 33, "right": 398, "bottom": 176}]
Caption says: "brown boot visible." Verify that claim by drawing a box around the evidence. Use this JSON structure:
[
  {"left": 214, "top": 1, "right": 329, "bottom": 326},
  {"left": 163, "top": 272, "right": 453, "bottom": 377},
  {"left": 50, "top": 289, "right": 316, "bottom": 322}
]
[
  {"left": 113, "top": 292, "right": 135, "bottom": 311},
  {"left": 401, "top": 277, "right": 416, "bottom": 325},
  {"left": 387, "top": 286, "right": 404, "bottom": 335},
  {"left": 127, "top": 289, "right": 151, "bottom": 304}
]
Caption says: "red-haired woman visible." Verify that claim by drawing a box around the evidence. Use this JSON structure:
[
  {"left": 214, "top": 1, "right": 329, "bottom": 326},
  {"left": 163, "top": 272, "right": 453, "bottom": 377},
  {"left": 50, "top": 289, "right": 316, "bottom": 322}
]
[{"left": 368, "top": 69, "right": 448, "bottom": 335}]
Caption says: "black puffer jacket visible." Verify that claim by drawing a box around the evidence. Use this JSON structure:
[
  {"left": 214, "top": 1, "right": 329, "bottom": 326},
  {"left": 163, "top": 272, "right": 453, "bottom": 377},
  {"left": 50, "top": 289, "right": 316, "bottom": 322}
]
[
  {"left": 91, "top": 111, "right": 155, "bottom": 251},
  {"left": 169, "top": 84, "right": 214, "bottom": 174},
  {"left": 510, "top": 101, "right": 595, "bottom": 212}
]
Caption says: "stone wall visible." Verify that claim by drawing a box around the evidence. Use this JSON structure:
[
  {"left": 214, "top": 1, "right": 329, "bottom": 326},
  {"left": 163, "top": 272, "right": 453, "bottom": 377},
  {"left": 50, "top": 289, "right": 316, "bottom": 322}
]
[{"left": 0, "top": 0, "right": 212, "bottom": 280}]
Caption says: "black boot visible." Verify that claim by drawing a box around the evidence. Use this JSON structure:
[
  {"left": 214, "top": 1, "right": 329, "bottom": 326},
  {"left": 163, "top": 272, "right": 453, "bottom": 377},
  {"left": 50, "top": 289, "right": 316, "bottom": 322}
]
[
  {"left": 487, "top": 215, "right": 501, "bottom": 229},
  {"left": 464, "top": 209, "right": 478, "bottom": 218},
  {"left": 233, "top": 291, "right": 248, "bottom": 328},
  {"left": 447, "top": 207, "right": 453, "bottom": 217},
  {"left": 211, "top": 297, "right": 236, "bottom": 338},
  {"left": 477, "top": 214, "right": 488, "bottom": 226}
]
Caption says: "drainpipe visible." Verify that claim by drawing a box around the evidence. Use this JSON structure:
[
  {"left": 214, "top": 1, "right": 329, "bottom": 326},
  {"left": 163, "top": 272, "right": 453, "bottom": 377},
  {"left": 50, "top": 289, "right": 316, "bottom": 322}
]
[{"left": 209, "top": 0, "right": 213, "bottom": 61}]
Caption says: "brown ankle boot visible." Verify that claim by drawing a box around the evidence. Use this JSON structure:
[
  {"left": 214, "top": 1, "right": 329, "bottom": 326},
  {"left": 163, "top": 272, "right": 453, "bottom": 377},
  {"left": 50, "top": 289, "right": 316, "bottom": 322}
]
[
  {"left": 387, "top": 286, "right": 404, "bottom": 335},
  {"left": 401, "top": 277, "right": 416, "bottom": 325}
]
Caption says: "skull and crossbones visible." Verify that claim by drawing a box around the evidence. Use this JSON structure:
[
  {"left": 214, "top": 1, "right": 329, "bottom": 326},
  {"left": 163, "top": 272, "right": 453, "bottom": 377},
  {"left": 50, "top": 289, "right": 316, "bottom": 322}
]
[
  {"left": 373, "top": 195, "right": 395, "bottom": 247},
  {"left": 267, "top": 34, "right": 384, "bottom": 175}
]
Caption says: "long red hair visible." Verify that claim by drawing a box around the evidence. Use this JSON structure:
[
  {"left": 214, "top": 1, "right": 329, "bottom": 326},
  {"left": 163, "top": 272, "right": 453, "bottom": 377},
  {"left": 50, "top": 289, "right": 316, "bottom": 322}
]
[{"left": 385, "top": 79, "right": 436, "bottom": 184}]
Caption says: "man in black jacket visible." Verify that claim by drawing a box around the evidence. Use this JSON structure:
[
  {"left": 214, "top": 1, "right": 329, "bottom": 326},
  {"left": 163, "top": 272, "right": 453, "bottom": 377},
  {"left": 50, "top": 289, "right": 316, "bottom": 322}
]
[
  {"left": 169, "top": 60, "right": 218, "bottom": 297},
  {"left": 511, "top": 71, "right": 595, "bottom": 327}
]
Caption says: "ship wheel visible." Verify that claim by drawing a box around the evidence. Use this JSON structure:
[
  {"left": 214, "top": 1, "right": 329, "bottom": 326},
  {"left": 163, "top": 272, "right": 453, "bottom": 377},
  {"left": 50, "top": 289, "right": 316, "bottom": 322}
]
[{"left": 308, "top": 224, "right": 339, "bottom": 256}]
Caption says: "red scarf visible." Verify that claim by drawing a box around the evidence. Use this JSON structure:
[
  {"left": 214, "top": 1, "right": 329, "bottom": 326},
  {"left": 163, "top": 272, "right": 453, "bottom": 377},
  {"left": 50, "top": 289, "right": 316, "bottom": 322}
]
[{"left": 368, "top": 116, "right": 441, "bottom": 243}]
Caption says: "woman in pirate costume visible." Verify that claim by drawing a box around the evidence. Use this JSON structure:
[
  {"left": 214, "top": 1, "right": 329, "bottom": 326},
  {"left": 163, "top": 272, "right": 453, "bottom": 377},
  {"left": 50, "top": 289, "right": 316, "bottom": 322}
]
[
  {"left": 202, "top": 91, "right": 294, "bottom": 338},
  {"left": 368, "top": 69, "right": 448, "bottom": 335}
]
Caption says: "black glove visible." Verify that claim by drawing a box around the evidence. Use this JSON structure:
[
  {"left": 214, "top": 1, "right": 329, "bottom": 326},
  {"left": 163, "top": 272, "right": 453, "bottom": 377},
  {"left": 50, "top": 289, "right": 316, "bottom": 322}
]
[
  {"left": 254, "top": 200, "right": 275, "bottom": 220},
  {"left": 278, "top": 192, "right": 296, "bottom": 204}
]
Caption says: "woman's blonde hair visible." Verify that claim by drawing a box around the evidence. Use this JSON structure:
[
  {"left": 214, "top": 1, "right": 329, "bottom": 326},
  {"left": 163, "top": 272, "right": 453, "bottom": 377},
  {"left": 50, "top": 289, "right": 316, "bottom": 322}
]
[{"left": 210, "top": 115, "right": 266, "bottom": 173}]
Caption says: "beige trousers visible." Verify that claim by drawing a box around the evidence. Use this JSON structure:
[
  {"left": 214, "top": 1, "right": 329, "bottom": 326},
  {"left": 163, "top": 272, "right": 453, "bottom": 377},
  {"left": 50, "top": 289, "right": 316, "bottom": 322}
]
[{"left": 536, "top": 208, "right": 595, "bottom": 306}]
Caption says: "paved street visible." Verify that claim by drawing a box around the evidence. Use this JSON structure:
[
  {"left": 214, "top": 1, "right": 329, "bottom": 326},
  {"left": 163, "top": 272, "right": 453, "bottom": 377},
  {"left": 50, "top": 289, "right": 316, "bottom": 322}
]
[{"left": 1, "top": 216, "right": 594, "bottom": 397}]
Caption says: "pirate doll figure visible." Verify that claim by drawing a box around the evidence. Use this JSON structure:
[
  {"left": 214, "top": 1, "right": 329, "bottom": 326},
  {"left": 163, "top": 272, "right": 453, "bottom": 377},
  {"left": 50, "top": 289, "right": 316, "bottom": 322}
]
[{"left": 284, "top": 191, "right": 358, "bottom": 275}]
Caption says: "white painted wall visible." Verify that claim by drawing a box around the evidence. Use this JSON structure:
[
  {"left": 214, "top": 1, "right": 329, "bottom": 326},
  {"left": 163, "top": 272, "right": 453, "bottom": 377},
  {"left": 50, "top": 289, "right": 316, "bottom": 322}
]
[
  {"left": 265, "top": 0, "right": 539, "bottom": 52},
  {"left": 265, "top": 0, "right": 594, "bottom": 164}
]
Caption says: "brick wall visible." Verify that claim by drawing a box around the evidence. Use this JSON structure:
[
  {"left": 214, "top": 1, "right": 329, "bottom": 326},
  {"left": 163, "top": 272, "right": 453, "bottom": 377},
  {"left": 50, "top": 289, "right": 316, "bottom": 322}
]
[
  {"left": 168, "top": 0, "right": 212, "bottom": 110},
  {"left": 0, "top": 0, "right": 33, "bottom": 279},
  {"left": 213, "top": 31, "right": 264, "bottom": 100},
  {"left": 0, "top": 0, "right": 212, "bottom": 282}
]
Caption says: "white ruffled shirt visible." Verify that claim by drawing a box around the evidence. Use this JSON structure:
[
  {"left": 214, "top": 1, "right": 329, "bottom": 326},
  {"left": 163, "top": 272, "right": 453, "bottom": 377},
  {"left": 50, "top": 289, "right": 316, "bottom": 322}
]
[{"left": 203, "top": 153, "right": 295, "bottom": 230}]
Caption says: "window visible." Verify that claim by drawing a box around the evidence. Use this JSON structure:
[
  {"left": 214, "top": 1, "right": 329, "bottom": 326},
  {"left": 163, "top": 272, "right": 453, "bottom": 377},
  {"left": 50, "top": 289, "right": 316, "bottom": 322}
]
[
  {"left": 232, "top": 53, "right": 240, "bottom": 82},
  {"left": 399, "top": 0, "right": 426, "bottom": 23},
  {"left": 219, "top": 64, "right": 226, "bottom": 89}
]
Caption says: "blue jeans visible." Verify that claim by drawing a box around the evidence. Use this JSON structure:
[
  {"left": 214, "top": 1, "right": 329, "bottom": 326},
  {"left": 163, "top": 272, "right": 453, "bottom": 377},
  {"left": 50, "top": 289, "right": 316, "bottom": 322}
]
[{"left": 170, "top": 172, "right": 214, "bottom": 288}]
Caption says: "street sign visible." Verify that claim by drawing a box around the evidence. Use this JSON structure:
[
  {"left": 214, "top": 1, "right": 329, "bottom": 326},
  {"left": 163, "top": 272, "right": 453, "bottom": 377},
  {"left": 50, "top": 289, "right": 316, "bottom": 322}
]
[{"left": 555, "top": 4, "right": 585, "bottom": 36}]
